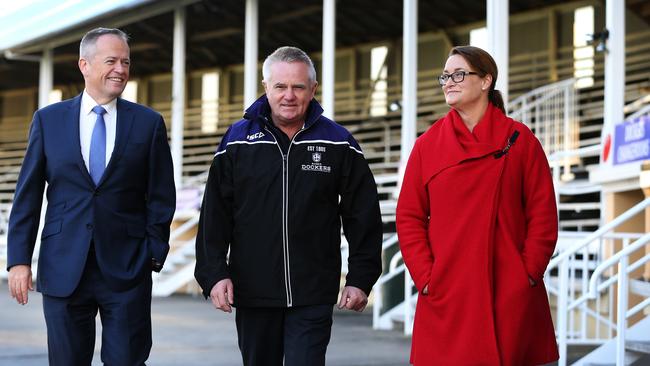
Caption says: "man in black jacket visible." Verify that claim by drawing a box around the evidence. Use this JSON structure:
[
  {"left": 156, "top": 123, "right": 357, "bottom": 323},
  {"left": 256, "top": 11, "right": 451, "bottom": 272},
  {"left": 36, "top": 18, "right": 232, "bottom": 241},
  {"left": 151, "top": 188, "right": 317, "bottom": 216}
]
[{"left": 195, "top": 46, "right": 382, "bottom": 366}]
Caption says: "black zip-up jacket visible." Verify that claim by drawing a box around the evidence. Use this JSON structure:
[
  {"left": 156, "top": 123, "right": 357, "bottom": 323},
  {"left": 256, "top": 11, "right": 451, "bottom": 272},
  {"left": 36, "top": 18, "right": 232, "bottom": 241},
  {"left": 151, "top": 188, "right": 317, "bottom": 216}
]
[{"left": 194, "top": 95, "right": 383, "bottom": 308}]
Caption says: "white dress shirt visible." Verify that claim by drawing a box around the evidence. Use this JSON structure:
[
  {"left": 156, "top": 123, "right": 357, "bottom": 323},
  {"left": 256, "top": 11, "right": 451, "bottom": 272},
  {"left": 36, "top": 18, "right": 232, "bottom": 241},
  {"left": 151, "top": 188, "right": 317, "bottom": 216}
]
[{"left": 79, "top": 90, "right": 117, "bottom": 172}]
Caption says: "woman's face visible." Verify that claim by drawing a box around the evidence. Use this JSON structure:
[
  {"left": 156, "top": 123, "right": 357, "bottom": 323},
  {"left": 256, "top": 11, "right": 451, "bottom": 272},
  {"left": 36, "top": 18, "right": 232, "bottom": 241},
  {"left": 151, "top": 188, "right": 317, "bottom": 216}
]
[{"left": 441, "top": 54, "right": 491, "bottom": 110}]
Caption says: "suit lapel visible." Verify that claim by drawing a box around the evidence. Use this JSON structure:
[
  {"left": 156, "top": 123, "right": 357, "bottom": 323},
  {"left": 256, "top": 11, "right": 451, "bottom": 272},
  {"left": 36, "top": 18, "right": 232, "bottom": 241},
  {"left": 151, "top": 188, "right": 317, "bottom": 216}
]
[
  {"left": 98, "top": 98, "right": 134, "bottom": 186},
  {"left": 66, "top": 94, "right": 96, "bottom": 186}
]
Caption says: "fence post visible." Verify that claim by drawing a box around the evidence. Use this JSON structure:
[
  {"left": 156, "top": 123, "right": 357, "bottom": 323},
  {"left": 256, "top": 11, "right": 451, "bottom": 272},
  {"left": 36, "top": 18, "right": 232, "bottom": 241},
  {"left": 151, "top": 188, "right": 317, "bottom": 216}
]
[
  {"left": 558, "top": 259, "right": 569, "bottom": 366},
  {"left": 616, "top": 256, "right": 628, "bottom": 366},
  {"left": 561, "top": 87, "right": 575, "bottom": 181},
  {"left": 404, "top": 268, "right": 413, "bottom": 336}
]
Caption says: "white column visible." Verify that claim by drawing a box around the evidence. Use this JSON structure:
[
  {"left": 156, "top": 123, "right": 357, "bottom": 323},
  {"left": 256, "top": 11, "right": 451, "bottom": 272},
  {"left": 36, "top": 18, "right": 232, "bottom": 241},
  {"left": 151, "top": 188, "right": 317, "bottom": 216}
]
[
  {"left": 603, "top": 0, "right": 625, "bottom": 141},
  {"left": 171, "top": 6, "right": 186, "bottom": 189},
  {"left": 400, "top": 0, "right": 417, "bottom": 171},
  {"left": 38, "top": 48, "right": 53, "bottom": 108},
  {"left": 321, "top": 0, "right": 336, "bottom": 119},
  {"left": 486, "top": 0, "right": 509, "bottom": 106},
  {"left": 244, "top": 0, "right": 259, "bottom": 108}
]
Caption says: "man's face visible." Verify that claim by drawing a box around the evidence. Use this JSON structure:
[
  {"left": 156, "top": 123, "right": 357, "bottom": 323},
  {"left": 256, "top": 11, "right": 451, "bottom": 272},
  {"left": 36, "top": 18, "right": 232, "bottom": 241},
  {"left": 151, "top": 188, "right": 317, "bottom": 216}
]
[
  {"left": 263, "top": 61, "right": 317, "bottom": 127},
  {"left": 78, "top": 34, "right": 130, "bottom": 104}
]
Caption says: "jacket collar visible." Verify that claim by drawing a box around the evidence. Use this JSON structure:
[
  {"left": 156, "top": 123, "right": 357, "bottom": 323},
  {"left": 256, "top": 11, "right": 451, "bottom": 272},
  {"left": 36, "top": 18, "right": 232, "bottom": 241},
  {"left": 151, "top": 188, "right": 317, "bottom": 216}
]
[
  {"left": 243, "top": 94, "right": 324, "bottom": 129},
  {"left": 420, "top": 103, "right": 516, "bottom": 182}
]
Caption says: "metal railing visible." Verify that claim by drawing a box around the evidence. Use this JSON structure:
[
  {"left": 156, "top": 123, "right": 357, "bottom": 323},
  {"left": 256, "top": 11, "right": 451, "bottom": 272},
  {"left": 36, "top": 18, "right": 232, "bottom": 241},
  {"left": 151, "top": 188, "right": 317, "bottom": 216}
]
[
  {"left": 151, "top": 172, "right": 207, "bottom": 295},
  {"left": 372, "top": 234, "right": 412, "bottom": 333},
  {"left": 151, "top": 215, "right": 200, "bottom": 296},
  {"left": 0, "top": 203, "right": 11, "bottom": 270},
  {"left": 509, "top": 78, "right": 579, "bottom": 182},
  {"left": 548, "top": 144, "right": 601, "bottom": 181},
  {"left": 548, "top": 198, "right": 650, "bottom": 366},
  {"left": 587, "top": 234, "right": 650, "bottom": 365},
  {"left": 627, "top": 103, "right": 650, "bottom": 121},
  {"left": 0, "top": 203, "right": 10, "bottom": 236}
]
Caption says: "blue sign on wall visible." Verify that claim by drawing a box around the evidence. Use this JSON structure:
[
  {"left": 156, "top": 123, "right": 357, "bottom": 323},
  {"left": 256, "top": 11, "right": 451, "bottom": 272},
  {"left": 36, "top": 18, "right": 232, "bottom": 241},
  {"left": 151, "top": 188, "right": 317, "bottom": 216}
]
[{"left": 614, "top": 115, "right": 650, "bottom": 165}]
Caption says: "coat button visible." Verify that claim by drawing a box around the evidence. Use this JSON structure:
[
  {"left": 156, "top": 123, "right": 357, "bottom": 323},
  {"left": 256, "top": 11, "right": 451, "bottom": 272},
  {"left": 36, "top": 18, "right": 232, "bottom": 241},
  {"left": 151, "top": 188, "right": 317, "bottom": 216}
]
[
  {"left": 94, "top": 190, "right": 99, "bottom": 196},
  {"left": 86, "top": 223, "right": 93, "bottom": 230}
]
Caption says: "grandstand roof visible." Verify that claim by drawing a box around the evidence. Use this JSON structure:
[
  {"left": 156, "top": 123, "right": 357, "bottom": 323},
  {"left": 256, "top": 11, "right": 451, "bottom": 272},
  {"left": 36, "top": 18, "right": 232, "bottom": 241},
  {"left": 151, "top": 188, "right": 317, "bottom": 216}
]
[
  {"left": 0, "top": 0, "right": 154, "bottom": 52},
  {"left": 0, "top": 0, "right": 610, "bottom": 91}
]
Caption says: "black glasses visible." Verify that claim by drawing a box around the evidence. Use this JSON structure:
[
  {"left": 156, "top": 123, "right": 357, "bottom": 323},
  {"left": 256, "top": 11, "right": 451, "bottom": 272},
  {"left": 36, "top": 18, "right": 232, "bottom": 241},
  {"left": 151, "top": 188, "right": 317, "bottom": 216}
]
[{"left": 438, "top": 71, "right": 479, "bottom": 86}]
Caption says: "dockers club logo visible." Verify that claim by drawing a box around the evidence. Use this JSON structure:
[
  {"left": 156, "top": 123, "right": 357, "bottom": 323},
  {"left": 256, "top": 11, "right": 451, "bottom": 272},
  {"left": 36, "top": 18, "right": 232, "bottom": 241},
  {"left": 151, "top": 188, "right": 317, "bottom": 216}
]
[{"left": 302, "top": 149, "right": 331, "bottom": 173}]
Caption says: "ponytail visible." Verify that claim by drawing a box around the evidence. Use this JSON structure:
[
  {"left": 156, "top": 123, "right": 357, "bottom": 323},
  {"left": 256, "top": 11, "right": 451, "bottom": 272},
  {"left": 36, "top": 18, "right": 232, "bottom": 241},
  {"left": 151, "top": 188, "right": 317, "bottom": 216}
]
[{"left": 489, "top": 89, "right": 505, "bottom": 114}]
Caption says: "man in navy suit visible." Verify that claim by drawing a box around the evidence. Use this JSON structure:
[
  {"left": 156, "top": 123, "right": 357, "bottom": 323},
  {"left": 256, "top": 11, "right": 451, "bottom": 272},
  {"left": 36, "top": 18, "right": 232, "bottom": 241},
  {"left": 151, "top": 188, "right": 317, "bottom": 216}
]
[{"left": 6, "top": 28, "right": 176, "bottom": 365}]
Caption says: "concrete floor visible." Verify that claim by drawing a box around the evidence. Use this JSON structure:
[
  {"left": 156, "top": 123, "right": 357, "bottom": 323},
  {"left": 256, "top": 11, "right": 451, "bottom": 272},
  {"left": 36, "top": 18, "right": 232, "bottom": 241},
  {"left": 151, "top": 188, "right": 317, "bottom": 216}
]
[{"left": 0, "top": 282, "right": 412, "bottom": 365}]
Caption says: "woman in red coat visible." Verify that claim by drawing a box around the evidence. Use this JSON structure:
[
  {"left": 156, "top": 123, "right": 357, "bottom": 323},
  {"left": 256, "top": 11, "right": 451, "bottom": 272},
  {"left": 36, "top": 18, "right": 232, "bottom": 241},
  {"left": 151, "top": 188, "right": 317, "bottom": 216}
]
[{"left": 396, "top": 46, "right": 559, "bottom": 366}]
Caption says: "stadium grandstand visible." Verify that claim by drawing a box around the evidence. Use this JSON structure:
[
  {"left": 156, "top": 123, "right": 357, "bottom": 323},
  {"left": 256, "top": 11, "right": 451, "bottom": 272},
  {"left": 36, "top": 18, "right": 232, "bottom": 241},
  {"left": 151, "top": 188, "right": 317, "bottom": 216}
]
[{"left": 0, "top": 0, "right": 649, "bottom": 364}]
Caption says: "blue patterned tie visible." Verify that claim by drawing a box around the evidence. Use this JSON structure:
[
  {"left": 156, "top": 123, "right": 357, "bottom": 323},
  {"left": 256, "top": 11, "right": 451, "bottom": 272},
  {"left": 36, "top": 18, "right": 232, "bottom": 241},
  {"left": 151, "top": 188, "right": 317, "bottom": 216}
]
[{"left": 90, "top": 106, "right": 107, "bottom": 185}]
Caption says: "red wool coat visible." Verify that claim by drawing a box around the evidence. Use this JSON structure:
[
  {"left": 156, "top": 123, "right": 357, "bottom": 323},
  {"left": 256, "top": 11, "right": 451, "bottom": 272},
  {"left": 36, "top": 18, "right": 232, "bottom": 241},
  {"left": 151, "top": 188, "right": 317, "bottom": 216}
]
[{"left": 396, "top": 104, "right": 559, "bottom": 366}]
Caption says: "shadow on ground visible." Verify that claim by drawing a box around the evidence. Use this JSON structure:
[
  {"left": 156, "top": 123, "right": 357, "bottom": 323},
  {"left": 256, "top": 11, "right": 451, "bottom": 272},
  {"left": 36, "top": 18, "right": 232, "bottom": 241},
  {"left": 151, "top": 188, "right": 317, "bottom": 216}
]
[{"left": 0, "top": 282, "right": 411, "bottom": 365}]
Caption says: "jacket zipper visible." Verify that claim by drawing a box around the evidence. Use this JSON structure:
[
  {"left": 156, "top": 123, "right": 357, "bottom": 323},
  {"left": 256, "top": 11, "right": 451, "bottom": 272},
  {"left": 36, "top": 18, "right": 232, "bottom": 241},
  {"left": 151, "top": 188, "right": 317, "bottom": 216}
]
[{"left": 264, "top": 125, "right": 306, "bottom": 307}]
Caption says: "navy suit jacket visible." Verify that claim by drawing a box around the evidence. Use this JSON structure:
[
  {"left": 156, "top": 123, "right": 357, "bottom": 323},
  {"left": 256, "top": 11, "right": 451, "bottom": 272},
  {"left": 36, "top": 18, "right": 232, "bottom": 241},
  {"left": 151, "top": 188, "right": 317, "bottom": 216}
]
[{"left": 7, "top": 94, "right": 176, "bottom": 297}]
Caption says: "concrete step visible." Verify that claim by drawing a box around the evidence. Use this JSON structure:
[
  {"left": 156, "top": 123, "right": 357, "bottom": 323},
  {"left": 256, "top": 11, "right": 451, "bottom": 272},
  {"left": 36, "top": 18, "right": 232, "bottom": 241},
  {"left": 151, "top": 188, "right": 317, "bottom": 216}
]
[
  {"left": 556, "top": 180, "right": 602, "bottom": 195},
  {"left": 559, "top": 218, "right": 601, "bottom": 229},
  {"left": 558, "top": 202, "right": 601, "bottom": 212},
  {"left": 573, "top": 316, "right": 650, "bottom": 366},
  {"left": 626, "top": 340, "right": 650, "bottom": 354},
  {"left": 630, "top": 354, "right": 650, "bottom": 366}
]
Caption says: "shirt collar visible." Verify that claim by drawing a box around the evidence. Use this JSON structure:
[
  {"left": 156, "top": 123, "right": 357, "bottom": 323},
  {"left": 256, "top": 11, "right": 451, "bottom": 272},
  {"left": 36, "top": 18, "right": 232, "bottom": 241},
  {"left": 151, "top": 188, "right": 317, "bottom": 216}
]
[{"left": 81, "top": 90, "right": 117, "bottom": 117}]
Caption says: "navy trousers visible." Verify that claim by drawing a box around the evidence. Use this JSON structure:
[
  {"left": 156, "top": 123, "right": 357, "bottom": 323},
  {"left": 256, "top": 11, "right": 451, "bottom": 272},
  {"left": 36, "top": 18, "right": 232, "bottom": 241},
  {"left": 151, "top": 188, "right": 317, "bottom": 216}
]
[
  {"left": 42, "top": 248, "right": 152, "bottom": 366},
  {"left": 235, "top": 304, "right": 334, "bottom": 366}
]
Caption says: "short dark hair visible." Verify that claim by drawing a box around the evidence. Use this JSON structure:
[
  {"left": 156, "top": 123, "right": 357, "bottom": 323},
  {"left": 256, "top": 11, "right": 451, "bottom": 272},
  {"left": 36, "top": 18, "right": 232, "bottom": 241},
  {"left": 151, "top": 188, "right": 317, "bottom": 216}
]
[
  {"left": 448, "top": 46, "right": 505, "bottom": 114},
  {"left": 80, "top": 28, "right": 129, "bottom": 59}
]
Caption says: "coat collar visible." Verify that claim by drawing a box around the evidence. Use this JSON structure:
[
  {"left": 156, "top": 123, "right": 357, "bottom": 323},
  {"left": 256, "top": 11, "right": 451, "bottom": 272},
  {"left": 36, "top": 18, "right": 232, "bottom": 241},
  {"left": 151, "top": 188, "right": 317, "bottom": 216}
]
[{"left": 419, "top": 103, "right": 516, "bottom": 182}]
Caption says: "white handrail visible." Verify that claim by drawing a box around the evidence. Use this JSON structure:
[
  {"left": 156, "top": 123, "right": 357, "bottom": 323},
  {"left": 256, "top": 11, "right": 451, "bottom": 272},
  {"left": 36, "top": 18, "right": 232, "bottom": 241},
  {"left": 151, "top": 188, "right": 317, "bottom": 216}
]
[
  {"left": 547, "top": 198, "right": 650, "bottom": 271},
  {"left": 389, "top": 251, "right": 402, "bottom": 271},
  {"left": 565, "top": 234, "right": 645, "bottom": 311},
  {"left": 626, "top": 103, "right": 650, "bottom": 120},
  {"left": 548, "top": 144, "right": 601, "bottom": 161},
  {"left": 509, "top": 78, "right": 579, "bottom": 180},
  {"left": 615, "top": 256, "right": 628, "bottom": 366},
  {"left": 508, "top": 78, "right": 577, "bottom": 106},
  {"left": 382, "top": 234, "right": 398, "bottom": 250},
  {"left": 587, "top": 233, "right": 650, "bottom": 299},
  {"left": 169, "top": 215, "right": 200, "bottom": 242},
  {"left": 375, "top": 263, "right": 406, "bottom": 286},
  {"left": 372, "top": 233, "right": 408, "bottom": 331},
  {"left": 552, "top": 199, "right": 650, "bottom": 366}
]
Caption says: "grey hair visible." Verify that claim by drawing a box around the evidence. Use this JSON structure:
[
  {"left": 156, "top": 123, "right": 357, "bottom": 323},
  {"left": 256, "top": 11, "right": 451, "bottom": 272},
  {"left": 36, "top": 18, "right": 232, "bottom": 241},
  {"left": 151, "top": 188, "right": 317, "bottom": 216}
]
[
  {"left": 80, "top": 28, "right": 129, "bottom": 59},
  {"left": 262, "top": 46, "right": 317, "bottom": 85}
]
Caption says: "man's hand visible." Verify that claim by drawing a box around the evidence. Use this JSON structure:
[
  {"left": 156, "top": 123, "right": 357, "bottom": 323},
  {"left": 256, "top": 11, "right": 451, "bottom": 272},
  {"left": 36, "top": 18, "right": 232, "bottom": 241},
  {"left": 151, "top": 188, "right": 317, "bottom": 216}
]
[
  {"left": 210, "top": 278, "right": 234, "bottom": 313},
  {"left": 8, "top": 265, "right": 33, "bottom": 305},
  {"left": 337, "top": 286, "right": 368, "bottom": 312}
]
